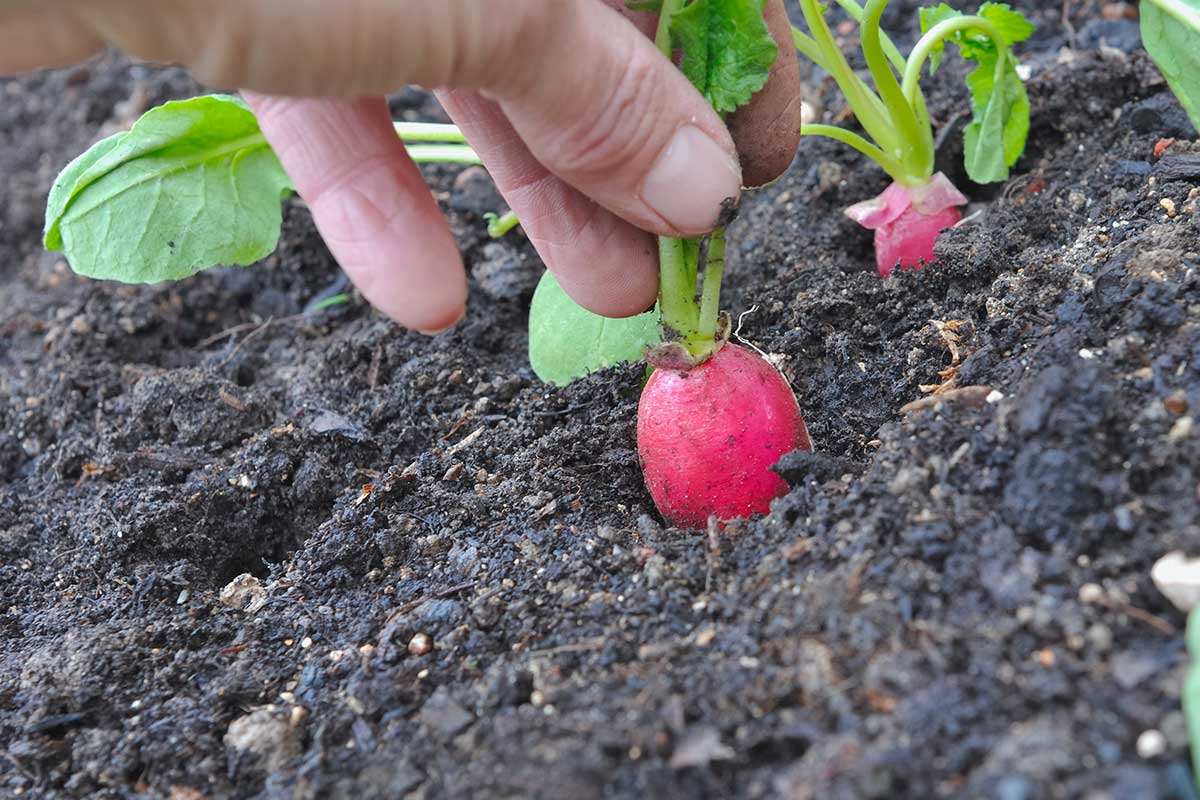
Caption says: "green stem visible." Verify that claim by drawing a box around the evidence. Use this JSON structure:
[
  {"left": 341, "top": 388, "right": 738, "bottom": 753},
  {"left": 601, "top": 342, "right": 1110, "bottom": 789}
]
[
  {"left": 307, "top": 293, "right": 350, "bottom": 312},
  {"left": 658, "top": 237, "right": 698, "bottom": 339},
  {"left": 653, "top": 0, "right": 703, "bottom": 344},
  {"left": 656, "top": 0, "right": 686, "bottom": 53},
  {"left": 794, "top": 0, "right": 899, "bottom": 156},
  {"left": 828, "top": 0, "right": 933, "bottom": 163},
  {"left": 393, "top": 122, "right": 468, "bottom": 143},
  {"left": 1186, "top": 609, "right": 1200, "bottom": 791},
  {"left": 829, "top": 0, "right": 907, "bottom": 71},
  {"left": 802, "top": 124, "right": 910, "bottom": 182},
  {"left": 901, "top": 15, "right": 1005, "bottom": 108},
  {"left": 485, "top": 210, "right": 520, "bottom": 238},
  {"left": 696, "top": 228, "right": 725, "bottom": 343},
  {"left": 404, "top": 144, "right": 482, "bottom": 165},
  {"left": 861, "top": 0, "right": 928, "bottom": 177},
  {"left": 792, "top": 27, "right": 836, "bottom": 74}
]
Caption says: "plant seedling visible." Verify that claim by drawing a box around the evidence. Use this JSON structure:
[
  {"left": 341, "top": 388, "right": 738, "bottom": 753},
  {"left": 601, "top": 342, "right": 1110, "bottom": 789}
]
[{"left": 791, "top": 1, "right": 1034, "bottom": 275}]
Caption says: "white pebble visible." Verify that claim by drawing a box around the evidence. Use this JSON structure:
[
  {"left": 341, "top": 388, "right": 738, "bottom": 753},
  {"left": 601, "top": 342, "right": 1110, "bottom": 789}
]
[
  {"left": 1136, "top": 729, "right": 1166, "bottom": 759},
  {"left": 1151, "top": 552, "right": 1200, "bottom": 612}
]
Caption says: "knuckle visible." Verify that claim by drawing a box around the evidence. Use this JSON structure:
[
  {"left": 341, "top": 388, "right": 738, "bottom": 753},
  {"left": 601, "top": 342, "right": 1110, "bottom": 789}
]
[{"left": 546, "top": 47, "right": 664, "bottom": 181}]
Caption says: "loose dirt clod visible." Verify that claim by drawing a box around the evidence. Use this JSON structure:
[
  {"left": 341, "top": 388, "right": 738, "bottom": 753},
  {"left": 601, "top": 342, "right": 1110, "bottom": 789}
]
[
  {"left": 219, "top": 574, "right": 266, "bottom": 611},
  {"left": 223, "top": 706, "right": 301, "bottom": 771}
]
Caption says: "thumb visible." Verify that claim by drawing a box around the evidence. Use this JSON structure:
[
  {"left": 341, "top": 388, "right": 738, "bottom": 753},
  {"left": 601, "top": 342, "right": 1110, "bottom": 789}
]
[{"left": 495, "top": 2, "right": 743, "bottom": 237}]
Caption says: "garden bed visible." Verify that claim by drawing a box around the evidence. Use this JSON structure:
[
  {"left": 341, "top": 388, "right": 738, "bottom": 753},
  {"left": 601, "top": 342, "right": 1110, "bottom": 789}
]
[{"left": 2, "top": 2, "right": 1199, "bottom": 797}]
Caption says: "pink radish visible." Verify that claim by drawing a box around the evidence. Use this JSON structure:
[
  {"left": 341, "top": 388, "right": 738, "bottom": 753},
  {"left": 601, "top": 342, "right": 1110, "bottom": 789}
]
[
  {"left": 637, "top": 343, "right": 812, "bottom": 528},
  {"left": 844, "top": 172, "right": 968, "bottom": 276},
  {"left": 872, "top": 204, "right": 963, "bottom": 277}
]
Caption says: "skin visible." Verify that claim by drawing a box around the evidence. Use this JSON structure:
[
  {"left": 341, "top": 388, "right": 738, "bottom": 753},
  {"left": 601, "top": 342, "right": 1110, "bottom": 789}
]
[{"left": 0, "top": 0, "right": 801, "bottom": 333}]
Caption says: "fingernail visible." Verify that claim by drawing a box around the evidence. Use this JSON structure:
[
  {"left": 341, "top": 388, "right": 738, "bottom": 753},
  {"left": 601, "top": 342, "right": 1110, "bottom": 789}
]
[
  {"left": 642, "top": 126, "right": 741, "bottom": 234},
  {"left": 416, "top": 307, "right": 466, "bottom": 336}
]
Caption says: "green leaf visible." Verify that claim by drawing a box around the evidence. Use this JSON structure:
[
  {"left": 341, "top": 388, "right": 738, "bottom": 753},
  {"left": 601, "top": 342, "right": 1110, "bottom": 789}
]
[
  {"left": 979, "top": 2, "right": 1035, "bottom": 45},
  {"left": 528, "top": 271, "right": 661, "bottom": 386},
  {"left": 923, "top": 3, "right": 1033, "bottom": 184},
  {"left": 961, "top": 49, "right": 1030, "bottom": 183},
  {"left": 918, "top": 3, "right": 962, "bottom": 74},
  {"left": 44, "top": 94, "right": 293, "bottom": 283},
  {"left": 1141, "top": 0, "right": 1200, "bottom": 133},
  {"left": 626, "top": 0, "right": 663, "bottom": 10},
  {"left": 669, "top": 0, "right": 779, "bottom": 113}
]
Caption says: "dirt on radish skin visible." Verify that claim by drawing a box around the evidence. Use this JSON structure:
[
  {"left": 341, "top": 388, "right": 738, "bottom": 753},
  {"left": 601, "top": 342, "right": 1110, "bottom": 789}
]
[{"left": 637, "top": 343, "right": 812, "bottom": 528}]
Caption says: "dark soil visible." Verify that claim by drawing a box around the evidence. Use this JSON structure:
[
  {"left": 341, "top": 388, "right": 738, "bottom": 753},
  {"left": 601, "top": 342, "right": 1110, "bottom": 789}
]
[{"left": 3, "top": 3, "right": 1200, "bottom": 798}]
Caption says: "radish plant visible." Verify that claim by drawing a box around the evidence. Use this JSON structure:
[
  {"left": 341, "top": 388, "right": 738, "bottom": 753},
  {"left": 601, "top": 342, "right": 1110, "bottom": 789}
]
[
  {"left": 791, "top": 1, "right": 1034, "bottom": 275},
  {"left": 43, "top": 0, "right": 815, "bottom": 528},
  {"left": 528, "top": 0, "right": 814, "bottom": 525}
]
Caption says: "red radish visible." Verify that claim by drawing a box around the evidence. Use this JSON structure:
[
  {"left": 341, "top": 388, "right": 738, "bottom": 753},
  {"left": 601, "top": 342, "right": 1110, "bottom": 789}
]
[
  {"left": 872, "top": 204, "right": 963, "bottom": 277},
  {"left": 844, "top": 172, "right": 968, "bottom": 277},
  {"left": 637, "top": 343, "right": 812, "bottom": 528}
]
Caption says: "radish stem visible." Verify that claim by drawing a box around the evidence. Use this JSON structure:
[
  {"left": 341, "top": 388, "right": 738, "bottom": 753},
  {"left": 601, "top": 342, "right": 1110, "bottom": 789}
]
[
  {"left": 484, "top": 210, "right": 520, "bottom": 238},
  {"left": 696, "top": 227, "right": 725, "bottom": 343},
  {"left": 902, "top": 15, "right": 1007, "bottom": 107},
  {"left": 393, "top": 122, "right": 469, "bottom": 143},
  {"left": 658, "top": 236, "right": 699, "bottom": 340},
  {"left": 404, "top": 145, "right": 481, "bottom": 165},
  {"left": 801, "top": 124, "right": 907, "bottom": 182},
  {"left": 862, "top": 0, "right": 928, "bottom": 178},
  {"left": 796, "top": 0, "right": 898, "bottom": 158}
]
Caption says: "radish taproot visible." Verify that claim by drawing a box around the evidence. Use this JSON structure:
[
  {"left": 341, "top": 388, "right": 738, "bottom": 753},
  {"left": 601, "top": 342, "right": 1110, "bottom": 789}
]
[
  {"left": 792, "top": 1, "right": 1034, "bottom": 273},
  {"left": 638, "top": 344, "right": 812, "bottom": 528}
]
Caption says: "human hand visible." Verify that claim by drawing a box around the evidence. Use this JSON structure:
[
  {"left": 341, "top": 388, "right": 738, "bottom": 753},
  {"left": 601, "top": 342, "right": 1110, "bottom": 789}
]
[{"left": 1, "top": 0, "right": 800, "bottom": 332}]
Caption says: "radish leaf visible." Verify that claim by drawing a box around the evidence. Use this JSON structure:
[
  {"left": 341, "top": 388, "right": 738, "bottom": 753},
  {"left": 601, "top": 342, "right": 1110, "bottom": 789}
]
[
  {"left": 919, "top": 3, "right": 1032, "bottom": 184},
  {"left": 670, "top": 0, "right": 778, "bottom": 113},
  {"left": 1141, "top": 0, "right": 1200, "bottom": 132},
  {"left": 45, "top": 94, "right": 293, "bottom": 283},
  {"left": 528, "top": 272, "right": 661, "bottom": 386}
]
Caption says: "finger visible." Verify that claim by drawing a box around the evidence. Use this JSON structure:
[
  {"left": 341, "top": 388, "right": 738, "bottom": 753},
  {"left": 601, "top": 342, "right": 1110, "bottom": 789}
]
[
  {"left": 602, "top": 0, "right": 658, "bottom": 37},
  {"left": 244, "top": 94, "right": 466, "bottom": 333},
  {"left": 727, "top": 0, "right": 803, "bottom": 187},
  {"left": 63, "top": 0, "right": 741, "bottom": 238},
  {"left": 0, "top": 5, "right": 104, "bottom": 73},
  {"left": 438, "top": 89, "right": 658, "bottom": 318}
]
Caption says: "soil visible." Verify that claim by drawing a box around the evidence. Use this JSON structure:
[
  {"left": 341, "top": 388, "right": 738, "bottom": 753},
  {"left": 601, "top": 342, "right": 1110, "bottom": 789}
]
[{"left": 2, "top": 2, "right": 1199, "bottom": 799}]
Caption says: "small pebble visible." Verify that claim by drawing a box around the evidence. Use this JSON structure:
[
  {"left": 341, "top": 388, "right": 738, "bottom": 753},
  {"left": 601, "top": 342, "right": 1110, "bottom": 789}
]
[
  {"left": 1164, "top": 391, "right": 1189, "bottom": 416},
  {"left": 1151, "top": 551, "right": 1200, "bottom": 611},
  {"left": 408, "top": 632, "right": 433, "bottom": 656},
  {"left": 1168, "top": 416, "right": 1193, "bottom": 444},
  {"left": 1071, "top": 588, "right": 1101, "bottom": 616},
  {"left": 1136, "top": 729, "right": 1166, "bottom": 759}
]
